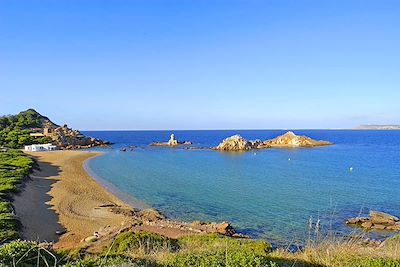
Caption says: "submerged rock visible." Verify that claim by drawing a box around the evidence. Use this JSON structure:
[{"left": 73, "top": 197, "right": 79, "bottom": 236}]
[{"left": 213, "top": 131, "right": 332, "bottom": 151}]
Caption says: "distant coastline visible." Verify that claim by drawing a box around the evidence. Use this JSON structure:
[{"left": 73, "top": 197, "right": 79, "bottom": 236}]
[{"left": 356, "top": 125, "right": 400, "bottom": 130}]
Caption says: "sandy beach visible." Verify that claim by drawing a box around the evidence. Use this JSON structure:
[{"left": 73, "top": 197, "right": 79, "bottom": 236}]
[{"left": 13, "top": 151, "right": 132, "bottom": 249}]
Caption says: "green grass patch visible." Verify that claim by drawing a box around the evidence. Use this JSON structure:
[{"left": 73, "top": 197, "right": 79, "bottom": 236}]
[
  {"left": 0, "top": 149, "right": 34, "bottom": 243},
  {"left": 0, "top": 240, "right": 59, "bottom": 267},
  {"left": 352, "top": 257, "right": 400, "bottom": 267},
  {"left": 177, "top": 233, "right": 272, "bottom": 255},
  {"left": 169, "top": 250, "right": 277, "bottom": 267},
  {"left": 108, "top": 231, "right": 179, "bottom": 255}
]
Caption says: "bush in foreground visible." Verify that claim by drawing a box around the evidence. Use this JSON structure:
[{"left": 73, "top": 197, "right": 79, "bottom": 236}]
[{"left": 0, "top": 240, "right": 58, "bottom": 267}]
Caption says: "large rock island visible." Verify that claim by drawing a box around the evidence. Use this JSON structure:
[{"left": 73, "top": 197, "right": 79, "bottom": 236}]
[
  {"left": 214, "top": 131, "right": 332, "bottom": 151},
  {"left": 264, "top": 131, "right": 332, "bottom": 147},
  {"left": 213, "top": 135, "right": 263, "bottom": 151}
]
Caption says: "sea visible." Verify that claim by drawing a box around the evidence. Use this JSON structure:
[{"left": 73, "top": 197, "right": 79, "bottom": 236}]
[{"left": 82, "top": 130, "right": 400, "bottom": 246}]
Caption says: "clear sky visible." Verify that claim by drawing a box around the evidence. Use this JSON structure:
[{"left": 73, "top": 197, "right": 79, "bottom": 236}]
[{"left": 1, "top": 0, "right": 399, "bottom": 130}]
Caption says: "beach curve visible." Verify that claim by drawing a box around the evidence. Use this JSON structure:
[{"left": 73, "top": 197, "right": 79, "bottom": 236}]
[{"left": 21, "top": 150, "right": 133, "bottom": 249}]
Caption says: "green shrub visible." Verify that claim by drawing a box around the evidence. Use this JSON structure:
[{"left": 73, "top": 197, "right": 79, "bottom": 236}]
[
  {"left": 0, "top": 240, "right": 58, "bottom": 267},
  {"left": 0, "top": 109, "right": 54, "bottom": 148},
  {"left": 0, "top": 149, "right": 34, "bottom": 243},
  {"left": 60, "top": 255, "right": 135, "bottom": 267},
  {"left": 354, "top": 257, "right": 400, "bottom": 267},
  {"left": 178, "top": 233, "right": 272, "bottom": 256},
  {"left": 108, "top": 231, "right": 179, "bottom": 255},
  {"left": 170, "top": 250, "right": 277, "bottom": 267}
]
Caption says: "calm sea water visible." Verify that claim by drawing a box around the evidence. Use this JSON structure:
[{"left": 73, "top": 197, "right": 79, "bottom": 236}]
[{"left": 82, "top": 130, "right": 400, "bottom": 245}]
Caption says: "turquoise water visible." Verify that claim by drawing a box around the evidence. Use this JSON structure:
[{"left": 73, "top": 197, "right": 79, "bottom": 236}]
[{"left": 83, "top": 130, "right": 400, "bottom": 245}]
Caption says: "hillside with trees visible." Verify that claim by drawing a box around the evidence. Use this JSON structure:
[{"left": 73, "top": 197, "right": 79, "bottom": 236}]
[
  {"left": 0, "top": 109, "right": 54, "bottom": 148},
  {"left": 0, "top": 109, "right": 109, "bottom": 149}
]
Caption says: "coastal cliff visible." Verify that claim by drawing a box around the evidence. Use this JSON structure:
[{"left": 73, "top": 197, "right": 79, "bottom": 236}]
[
  {"left": 214, "top": 131, "right": 332, "bottom": 151},
  {"left": 45, "top": 123, "right": 110, "bottom": 149}
]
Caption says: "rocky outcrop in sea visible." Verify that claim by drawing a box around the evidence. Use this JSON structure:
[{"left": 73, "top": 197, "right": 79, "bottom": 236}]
[
  {"left": 150, "top": 134, "right": 192, "bottom": 147},
  {"left": 346, "top": 211, "right": 400, "bottom": 231},
  {"left": 264, "top": 131, "right": 332, "bottom": 147},
  {"left": 213, "top": 135, "right": 263, "bottom": 151},
  {"left": 214, "top": 131, "right": 332, "bottom": 151}
]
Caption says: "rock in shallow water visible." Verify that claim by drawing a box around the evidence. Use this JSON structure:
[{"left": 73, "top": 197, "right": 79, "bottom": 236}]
[{"left": 346, "top": 210, "right": 400, "bottom": 231}]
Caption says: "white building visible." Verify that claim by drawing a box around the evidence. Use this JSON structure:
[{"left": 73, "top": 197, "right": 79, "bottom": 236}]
[{"left": 24, "top": 144, "right": 57, "bottom": 152}]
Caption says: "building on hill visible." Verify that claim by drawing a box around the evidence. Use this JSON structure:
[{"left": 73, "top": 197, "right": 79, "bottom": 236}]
[
  {"left": 24, "top": 144, "right": 57, "bottom": 152},
  {"left": 29, "top": 133, "right": 45, "bottom": 138}
]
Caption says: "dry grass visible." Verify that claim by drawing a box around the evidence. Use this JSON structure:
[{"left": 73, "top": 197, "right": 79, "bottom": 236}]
[{"left": 270, "top": 234, "right": 400, "bottom": 267}]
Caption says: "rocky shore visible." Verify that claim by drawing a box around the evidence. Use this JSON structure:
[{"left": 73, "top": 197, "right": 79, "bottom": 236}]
[
  {"left": 19, "top": 109, "right": 111, "bottom": 149},
  {"left": 83, "top": 205, "right": 241, "bottom": 245},
  {"left": 47, "top": 124, "right": 110, "bottom": 149},
  {"left": 346, "top": 211, "right": 400, "bottom": 231},
  {"left": 214, "top": 131, "right": 332, "bottom": 151}
]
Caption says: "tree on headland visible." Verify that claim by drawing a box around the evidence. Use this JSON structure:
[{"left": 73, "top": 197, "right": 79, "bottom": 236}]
[{"left": 0, "top": 109, "right": 53, "bottom": 148}]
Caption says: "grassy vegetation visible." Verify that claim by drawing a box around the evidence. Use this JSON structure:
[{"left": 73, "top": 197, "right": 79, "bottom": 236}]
[
  {"left": 0, "top": 232, "right": 400, "bottom": 266},
  {"left": 268, "top": 235, "right": 400, "bottom": 267},
  {"left": 0, "top": 149, "right": 34, "bottom": 242},
  {"left": 104, "top": 232, "right": 274, "bottom": 266},
  {"left": 0, "top": 109, "right": 53, "bottom": 148}
]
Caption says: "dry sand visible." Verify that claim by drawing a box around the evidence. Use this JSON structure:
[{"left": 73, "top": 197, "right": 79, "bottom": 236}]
[{"left": 14, "top": 151, "right": 132, "bottom": 249}]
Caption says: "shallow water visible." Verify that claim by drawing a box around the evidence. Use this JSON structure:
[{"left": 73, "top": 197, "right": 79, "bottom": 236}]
[{"left": 83, "top": 130, "right": 400, "bottom": 245}]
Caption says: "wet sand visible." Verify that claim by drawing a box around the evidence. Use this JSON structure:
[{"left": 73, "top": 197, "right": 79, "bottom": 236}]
[
  {"left": 12, "top": 166, "right": 64, "bottom": 243},
  {"left": 13, "top": 151, "right": 132, "bottom": 249}
]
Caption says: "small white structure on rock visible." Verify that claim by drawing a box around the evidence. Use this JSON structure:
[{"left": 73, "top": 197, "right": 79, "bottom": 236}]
[
  {"left": 24, "top": 143, "right": 57, "bottom": 152},
  {"left": 167, "top": 134, "right": 178, "bottom": 146}
]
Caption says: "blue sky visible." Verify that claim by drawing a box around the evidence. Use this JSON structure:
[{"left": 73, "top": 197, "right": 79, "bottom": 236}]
[{"left": 1, "top": 0, "right": 399, "bottom": 130}]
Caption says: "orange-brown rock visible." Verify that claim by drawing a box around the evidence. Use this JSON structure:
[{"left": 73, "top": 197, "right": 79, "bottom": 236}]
[
  {"left": 213, "top": 135, "right": 259, "bottom": 151},
  {"left": 263, "top": 131, "right": 332, "bottom": 147},
  {"left": 346, "top": 211, "right": 400, "bottom": 231}
]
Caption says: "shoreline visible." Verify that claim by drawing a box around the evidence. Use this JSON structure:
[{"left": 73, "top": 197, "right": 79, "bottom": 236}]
[
  {"left": 14, "top": 150, "right": 237, "bottom": 250},
  {"left": 82, "top": 154, "right": 150, "bottom": 211},
  {"left": 14, "top": 151, "right": 133, "bottom": 249}
]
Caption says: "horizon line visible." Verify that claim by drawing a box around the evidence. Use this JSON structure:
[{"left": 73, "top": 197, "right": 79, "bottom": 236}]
[{"left": 80, "top": 128, "right": 362, "bottom": 131}]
